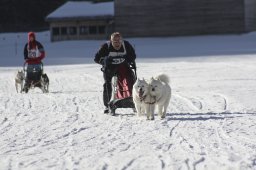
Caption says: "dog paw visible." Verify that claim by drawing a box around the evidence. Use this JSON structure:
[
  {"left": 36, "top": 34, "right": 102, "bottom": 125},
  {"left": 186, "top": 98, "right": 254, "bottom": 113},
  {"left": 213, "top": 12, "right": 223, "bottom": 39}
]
[
  {"left": 161, "top": 115, "right": 166, "bottom": 119},
  {"left": 146, "top": 116, "right": 154, "bottom": 120}
]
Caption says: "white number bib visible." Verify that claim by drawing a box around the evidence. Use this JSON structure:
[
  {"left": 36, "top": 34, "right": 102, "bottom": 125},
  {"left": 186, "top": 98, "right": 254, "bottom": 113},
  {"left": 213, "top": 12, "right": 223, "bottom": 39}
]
[{"left": 112, "top": 58, "right": 125, "bottom": 64}]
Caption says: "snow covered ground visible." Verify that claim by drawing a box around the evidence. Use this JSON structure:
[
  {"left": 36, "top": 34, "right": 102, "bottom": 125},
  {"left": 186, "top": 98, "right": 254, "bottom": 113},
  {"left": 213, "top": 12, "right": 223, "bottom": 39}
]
[{"left": 1, "top": 31, "right": 256, "bottom": 169}]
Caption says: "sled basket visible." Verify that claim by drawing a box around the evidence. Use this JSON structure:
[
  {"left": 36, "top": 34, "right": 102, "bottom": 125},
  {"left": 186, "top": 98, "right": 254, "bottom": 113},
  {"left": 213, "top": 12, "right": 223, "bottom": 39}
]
[
  {"left": 23, "top": 62, "right": 43, "bottom": 82},
  {"left": 109, "top": 97, "right": 135, "bottom": 110},
  {"left": 107, "top": 60, "right": 137, "bottom": 114}
]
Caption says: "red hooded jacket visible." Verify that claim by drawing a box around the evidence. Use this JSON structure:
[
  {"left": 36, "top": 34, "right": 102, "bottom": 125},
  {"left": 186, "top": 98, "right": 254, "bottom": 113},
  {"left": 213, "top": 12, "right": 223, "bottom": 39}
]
[{"left": 23, "top": 32, "right": 45, "bottom": 64}]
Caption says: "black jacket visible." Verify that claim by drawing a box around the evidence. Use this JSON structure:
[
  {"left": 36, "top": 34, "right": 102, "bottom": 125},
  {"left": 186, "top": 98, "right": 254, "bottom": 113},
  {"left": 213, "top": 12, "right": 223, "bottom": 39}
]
[{"left": 94, "top": 40, "right": 136, "bottom": 65}]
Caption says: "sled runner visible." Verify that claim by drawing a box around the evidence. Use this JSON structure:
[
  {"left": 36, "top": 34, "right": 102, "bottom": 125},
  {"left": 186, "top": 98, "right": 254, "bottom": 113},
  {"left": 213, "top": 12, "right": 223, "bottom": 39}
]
[
  {"left": 102, "top": 56, "right": 137, "bottom": 115},
  {"left": 23, "top": 62, "right": 49, "bottom": 93}
]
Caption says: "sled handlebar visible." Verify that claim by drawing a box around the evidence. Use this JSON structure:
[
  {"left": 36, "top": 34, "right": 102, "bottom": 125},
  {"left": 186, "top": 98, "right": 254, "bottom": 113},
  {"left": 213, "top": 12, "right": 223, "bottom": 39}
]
[
  {"left": 23, "top": 61, "right": 44, "bottom": 72},
  {"left": 101, "top": 56, "right": 137, "bottom": 80},
  {"left": 129, "top": 61, "right": 137, "bottom": 80}
]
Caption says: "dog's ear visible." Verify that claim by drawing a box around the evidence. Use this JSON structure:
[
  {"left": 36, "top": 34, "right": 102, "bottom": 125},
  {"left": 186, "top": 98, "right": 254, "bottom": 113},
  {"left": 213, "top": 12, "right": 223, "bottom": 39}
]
[{"left": 143, "top": 78, "right": 148, "bottom": 83}]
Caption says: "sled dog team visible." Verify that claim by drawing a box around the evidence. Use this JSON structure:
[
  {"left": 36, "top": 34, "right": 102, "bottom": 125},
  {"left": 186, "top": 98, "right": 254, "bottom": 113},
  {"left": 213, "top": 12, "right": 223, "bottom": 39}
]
[
  {"left": 16, "top": 31, "right": 171, "bottom": 119},
  {"left": 15, "top": 65, "right": 171, "bottom": 120},
  {"left": 15, "top": 70, "right": 171, "bottom": 120},
  {"left": 133, "top": 74, "right": 171, "bottom": 120},
  {"left": 15, "top": 70, "right": 49, "bottom": 93}
]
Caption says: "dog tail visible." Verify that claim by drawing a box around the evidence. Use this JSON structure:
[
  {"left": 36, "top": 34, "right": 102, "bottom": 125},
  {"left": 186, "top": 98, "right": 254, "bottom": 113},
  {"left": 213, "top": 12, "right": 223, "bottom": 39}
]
[{"left": 155, "top": 74, "right": 170, "bottom": 84}]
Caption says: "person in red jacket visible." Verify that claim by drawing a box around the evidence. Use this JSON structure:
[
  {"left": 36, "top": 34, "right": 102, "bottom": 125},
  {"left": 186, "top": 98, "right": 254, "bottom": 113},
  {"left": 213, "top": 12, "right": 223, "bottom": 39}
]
[{"left": 23, "top": 32, "right": 46, "bottom": 92}]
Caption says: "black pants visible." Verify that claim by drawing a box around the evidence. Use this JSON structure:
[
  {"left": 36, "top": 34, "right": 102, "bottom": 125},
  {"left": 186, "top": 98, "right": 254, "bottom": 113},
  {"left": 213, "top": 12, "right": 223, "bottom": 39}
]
[{"left": 103, "top": 70, "right": 115, "bottom": 107}]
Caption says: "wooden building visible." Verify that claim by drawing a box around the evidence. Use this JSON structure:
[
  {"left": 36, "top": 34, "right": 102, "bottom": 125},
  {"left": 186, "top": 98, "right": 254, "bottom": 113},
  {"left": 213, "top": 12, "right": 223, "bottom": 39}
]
[
  {"left": 46, "top": 0, "right": 256, "bottom": 41},
  {"left": 115, "top": 0, "right": 256, "bottom": 37},
  {"left": 46, "top": 1, "right": 114, "bottom": 42},
  {"left": 245, "top": 0, "right": 256, "bottom": 31}
]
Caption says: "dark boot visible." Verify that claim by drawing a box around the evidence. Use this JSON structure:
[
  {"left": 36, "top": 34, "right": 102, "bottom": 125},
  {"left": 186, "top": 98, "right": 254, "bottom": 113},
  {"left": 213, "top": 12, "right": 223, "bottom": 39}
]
[
  {"left": 110, "top": 108, "right": 115, "bottom": 116},
  {"left": 104, "top": 107, "right": 109, "bottom": 114}
]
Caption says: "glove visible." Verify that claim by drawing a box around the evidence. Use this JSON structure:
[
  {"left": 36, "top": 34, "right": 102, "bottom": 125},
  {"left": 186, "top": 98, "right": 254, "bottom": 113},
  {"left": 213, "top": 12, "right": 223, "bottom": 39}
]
[
  {"left": 106, "top": 56, "right": 112, "bottom": 61},
  {"left": 98, "top": 56, "right": 109, "bottom": 65},
  {"left": 105, "top": 56, "right": 112, "bottom": 65}
]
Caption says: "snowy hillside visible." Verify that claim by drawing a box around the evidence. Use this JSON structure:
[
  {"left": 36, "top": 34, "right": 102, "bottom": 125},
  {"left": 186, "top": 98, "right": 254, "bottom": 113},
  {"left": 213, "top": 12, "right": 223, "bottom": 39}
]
[{"left": 0, "top": 32, "right": 256, "bottom": 169}]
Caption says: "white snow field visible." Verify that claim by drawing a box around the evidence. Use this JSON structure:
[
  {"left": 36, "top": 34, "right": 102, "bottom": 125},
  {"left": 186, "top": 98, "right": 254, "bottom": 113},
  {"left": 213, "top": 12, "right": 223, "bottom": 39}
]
[{"left": 0, "top": 31, "right": 256, "bottom": 170}]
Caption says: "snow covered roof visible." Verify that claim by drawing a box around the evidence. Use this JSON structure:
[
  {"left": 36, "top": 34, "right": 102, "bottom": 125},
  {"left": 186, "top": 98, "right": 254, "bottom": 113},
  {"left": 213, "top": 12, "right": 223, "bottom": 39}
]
[{"left": 46, "top": 1, "right": 114, "bottom": 21}]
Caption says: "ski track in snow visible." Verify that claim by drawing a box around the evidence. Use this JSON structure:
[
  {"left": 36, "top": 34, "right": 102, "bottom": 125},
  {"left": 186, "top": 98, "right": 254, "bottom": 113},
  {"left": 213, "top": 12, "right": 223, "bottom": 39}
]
[{"left": 0, "top": 61, "right": 256, "bottom": 170}]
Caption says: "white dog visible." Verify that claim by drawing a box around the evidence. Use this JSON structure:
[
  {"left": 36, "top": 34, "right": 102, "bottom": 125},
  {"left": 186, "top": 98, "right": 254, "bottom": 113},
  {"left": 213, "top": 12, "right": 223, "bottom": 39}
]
[
  {"left": 132, "top": 78, "right": 155, "bottom": 119},
  {"left": 149, "top": 74, "right": 171, "bottom": 119},
  {"left": 15, "top": 70, "right": 25, "bottom": 93}
]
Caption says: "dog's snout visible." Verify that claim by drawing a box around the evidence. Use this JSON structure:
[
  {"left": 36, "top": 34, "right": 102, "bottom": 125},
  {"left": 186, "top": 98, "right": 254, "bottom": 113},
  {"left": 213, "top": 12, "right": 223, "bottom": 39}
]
[{"left": 152, "top": 88, "right": 155, "bottom": 91}]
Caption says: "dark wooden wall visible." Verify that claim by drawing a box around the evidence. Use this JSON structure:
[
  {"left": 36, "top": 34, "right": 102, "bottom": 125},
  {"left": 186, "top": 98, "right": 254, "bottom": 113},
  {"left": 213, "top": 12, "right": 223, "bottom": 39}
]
[
  {"left": 115, "top": 0, "right": 246, "bottom": 37},
  {"left": 245, "top": 0, "right": 256, "bottom": 31},
  {"left": 0, "top": 0, "right": 66, "bottom": 32}
]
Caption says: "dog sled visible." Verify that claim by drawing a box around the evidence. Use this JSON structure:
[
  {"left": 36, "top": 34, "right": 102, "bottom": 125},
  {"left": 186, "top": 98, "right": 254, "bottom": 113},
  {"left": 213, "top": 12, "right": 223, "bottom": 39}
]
[
  {"left": 23, "top": 61, "right": 49, "bottom": 93},
  {"left": 102, "top": 56, "right": 137, "bottom": 115}
]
